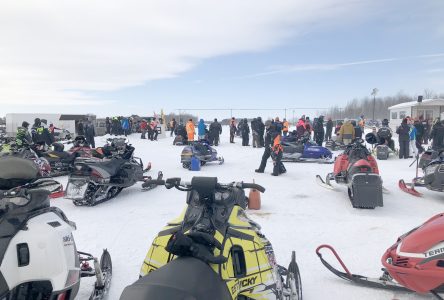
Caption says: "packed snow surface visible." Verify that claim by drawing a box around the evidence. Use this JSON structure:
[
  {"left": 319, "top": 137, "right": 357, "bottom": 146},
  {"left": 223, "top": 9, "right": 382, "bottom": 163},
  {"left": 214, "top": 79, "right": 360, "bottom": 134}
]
[{"left": 52, "top": 129, "right": 440, "bottom": 300}]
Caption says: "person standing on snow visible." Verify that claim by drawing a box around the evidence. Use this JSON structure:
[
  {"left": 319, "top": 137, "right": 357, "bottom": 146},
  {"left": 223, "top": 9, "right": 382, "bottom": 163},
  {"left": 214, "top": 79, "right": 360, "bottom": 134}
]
[
  {"left": 229, "top": 117, "right": 236, "bottom": 143},
  {"left": 121, "top": 117, "right": 130, "bottom": 137},
  {"left": 209, "top": 118, "right": 222, "bottom": 146},
  {"left": 197, "top": 119, "right": 206, "bottom": 140},
  {"left": 429, "top": 119, "right": 444, "bottom": 151},
  {"left": 241, "top": 118, "right": 250, "bottom": 146},
  {"left": 325, "top": 117, "right": 333, "bottom": 141},
  {"left": 105, "top": 117, "right": 111, "bottom": 135},
  {"left": 396, "top": 118, "right": 411, "bottom": 159},
  {"left": 313, "top": 116, "right": 325, "bottom": 146},
  {"left": 16, "top": 121, "right": 32, "bottom": 147},
  {"left": 255, "top": 121, "right": 285, "bottom": 176},
  {"left": 351, "top": 120, "right": 362, "bottom": 140},
  {"left": 282, "top": 118, "right": 289, "bottom": 137},
  {"left": 338, "top": 118, "right": 355, "bottom": 145},
  {"left": 84, "top": 119, "right": 96, "bottom": 148},
  {"left": 257, "top": 117, "right": 265, "bottom": 147},
  {"left": 408, "top": 118, "right": 418, "bottom": 158},
  {"left": 251, "top": 118, "right": 259, "bottom": 148},
  {"left": 140, "top": 119, "right": 148, "bottom": 139},
  {"left": 186, "top": 119, "right": 195, "bottom": 142},
  {"left": 150, "top": 118, "right": 159, "bottom": 141},
  {"left": 296, "top": 117, "right": 306, "bottom": 139},
  {"left": 169, "top": 118, "right": 177, "bottom": 137}
]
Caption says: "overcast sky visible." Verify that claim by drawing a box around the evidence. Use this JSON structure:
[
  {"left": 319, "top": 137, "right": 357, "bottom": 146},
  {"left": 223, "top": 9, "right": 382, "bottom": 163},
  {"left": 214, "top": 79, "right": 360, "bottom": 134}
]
[{"left": 1, "top": 0, "right": 443, "bottom": 119}]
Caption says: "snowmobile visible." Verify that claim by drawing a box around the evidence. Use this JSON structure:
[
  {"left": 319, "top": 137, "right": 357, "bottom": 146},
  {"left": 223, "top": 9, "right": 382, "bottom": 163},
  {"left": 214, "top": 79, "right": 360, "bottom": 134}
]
[
  {"left": 324, "top": 139, "right": 347, "bottom": 152},
  {"left": 316, "top": 212, "right": 444, "bottom": 299},
  {"left": 120, "top": 176, "right": 302, "bottom": 300},
  {"left": 316, "top": 138, "right": 383, "bottom": 208},
  {"left": 0, "top": 156, "right": 112, "bottom": 300},
  {"left": 1, "top": 142, "right": 52, "bottom": 178},
  {"left": 32, "top": 141, "right": 78, "bottom": 177},
  {"left": 181, "top": 140, "right": 224, "bottom": 169},
  {"left": 281, "top": 133, "right": 333, "bottom": 163},
  {"left": 65, "top": 142, "right": 159, "bottom": 205},
  {"left": 68, "top": 135, "right": 94, "bottom": 158},
  {"left": 399, "top": 148, "right": 444, "bottom": 197}
]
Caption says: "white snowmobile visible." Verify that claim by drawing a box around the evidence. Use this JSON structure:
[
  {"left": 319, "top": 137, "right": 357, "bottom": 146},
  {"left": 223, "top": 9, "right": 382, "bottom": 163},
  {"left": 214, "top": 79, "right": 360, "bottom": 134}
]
[{"left": 0, "top": 156, "right": 112, "bottom": 300}]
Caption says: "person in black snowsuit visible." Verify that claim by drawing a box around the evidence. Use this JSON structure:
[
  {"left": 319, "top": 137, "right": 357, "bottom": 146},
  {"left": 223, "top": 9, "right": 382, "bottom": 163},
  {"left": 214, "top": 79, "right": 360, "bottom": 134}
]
[
  {"left": 174, "top": 123, "right": 188, "bottom": 143},
  {"left": 255, "top": 121, "right": 285, "bottom": 176},
  {"left": 414, "top": 119, "right": 425, "bottom": 151},
  {"left": 105, "top": 117, "right": 111, "bottom": 135},
  {"left": 251, "top": 118, "right": 260, "bottom": 148},
  {"left": 313, "top": 116, "right": 325, "bottom": 146},
  {"left": 84, "top": 121, "right": 96, "bottom": 148},
  {"left": 77, "top": 121, "right": 85, "bottom": 136},
  {"left": 430, "top": 120, "right": 444, "bottom": 151},
  {"left": 351, "top": 120, "right": 362, "bottom": 140},
  {"left": 241, "top": 119, "right": 250, "bottom": 146},
  {"left": 208, "top": 119, "right": 222, "bottom": 146},
  {"left": 257, "top": 117, "right": 265, "bottom": 147},
  {"left": 325, "top": 117, "right": 333, "bottom": 141},
  {"left": 396, "top": 118, "right": 410, "bottom": 159},
  {"left": 33, "top": 121, "right": 54, "bottom": 146}
]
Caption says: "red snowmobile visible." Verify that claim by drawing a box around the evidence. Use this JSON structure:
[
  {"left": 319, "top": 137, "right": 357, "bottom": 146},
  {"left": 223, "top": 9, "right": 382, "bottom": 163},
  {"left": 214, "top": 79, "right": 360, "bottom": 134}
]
[
  {"left": 316, "top": 212, "right": 444, "bottom": 299},
  {"left": 316, "top": 138, "right": 383, "bottom": 208}
]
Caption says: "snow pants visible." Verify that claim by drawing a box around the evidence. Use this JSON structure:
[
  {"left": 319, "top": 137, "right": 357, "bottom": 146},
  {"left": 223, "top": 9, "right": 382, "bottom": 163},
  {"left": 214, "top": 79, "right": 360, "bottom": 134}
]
[{"left": 399, "top": 140, "right": 409, "bottom": 159}]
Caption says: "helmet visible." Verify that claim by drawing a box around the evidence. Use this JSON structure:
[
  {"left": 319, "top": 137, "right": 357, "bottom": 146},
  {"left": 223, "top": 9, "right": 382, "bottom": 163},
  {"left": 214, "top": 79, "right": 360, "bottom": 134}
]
[
  {"left": 382, "top": 119, "right": 389, "bottom": 126},
  {"left": 365, "top": 132, "right": 378, "bottom": 144},
  {"left": 22, "top": 121, "right": 30, "bottom": 128}
]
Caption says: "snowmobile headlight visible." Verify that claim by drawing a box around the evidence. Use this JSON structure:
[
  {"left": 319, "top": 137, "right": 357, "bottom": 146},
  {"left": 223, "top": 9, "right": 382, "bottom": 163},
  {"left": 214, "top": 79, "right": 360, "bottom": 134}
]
[{"left": 425, "top": 164, "right": 438, "bottom": 175}]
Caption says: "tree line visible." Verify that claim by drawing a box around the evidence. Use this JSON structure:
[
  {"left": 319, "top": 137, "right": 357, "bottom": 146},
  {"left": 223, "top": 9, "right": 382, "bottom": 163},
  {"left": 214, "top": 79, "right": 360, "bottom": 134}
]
[{"left": 320, "top": 90, "right": 444, "bottom": 120}]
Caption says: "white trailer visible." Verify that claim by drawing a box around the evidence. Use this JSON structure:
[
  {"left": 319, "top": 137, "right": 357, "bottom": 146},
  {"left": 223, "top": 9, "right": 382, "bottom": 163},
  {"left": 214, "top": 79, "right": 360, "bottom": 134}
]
[{"left": 5, "top": 113, "right": 87, "bottom": 137}]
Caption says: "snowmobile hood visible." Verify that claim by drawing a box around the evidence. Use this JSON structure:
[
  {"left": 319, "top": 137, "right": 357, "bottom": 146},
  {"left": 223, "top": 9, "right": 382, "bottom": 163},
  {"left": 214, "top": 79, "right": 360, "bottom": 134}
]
[
  {"left": 121, "top": 257, "right": 231, "bottom": 300},
  {"left": 398, "top": 213, "right": 444, "bottom": 254}
]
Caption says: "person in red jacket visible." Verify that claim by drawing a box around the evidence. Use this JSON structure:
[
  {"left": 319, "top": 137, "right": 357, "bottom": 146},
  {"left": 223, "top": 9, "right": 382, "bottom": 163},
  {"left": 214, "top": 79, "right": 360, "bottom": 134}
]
[{"left": 140, "top": 119, "right": 148, "bottom": 139}]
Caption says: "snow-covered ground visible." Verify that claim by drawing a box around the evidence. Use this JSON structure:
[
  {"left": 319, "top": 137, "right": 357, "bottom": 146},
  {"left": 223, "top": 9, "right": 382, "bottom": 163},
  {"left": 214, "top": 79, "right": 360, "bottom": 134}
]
[{"left": 51, "top": 128, "right": 441, "bottom": 300}]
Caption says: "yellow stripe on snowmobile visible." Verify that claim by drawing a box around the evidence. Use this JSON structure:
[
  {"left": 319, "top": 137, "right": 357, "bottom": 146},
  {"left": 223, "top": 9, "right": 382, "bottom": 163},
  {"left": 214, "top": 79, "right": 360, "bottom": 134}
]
[{"left": 228, "top": 207, "right": 252, "bottom": 228}]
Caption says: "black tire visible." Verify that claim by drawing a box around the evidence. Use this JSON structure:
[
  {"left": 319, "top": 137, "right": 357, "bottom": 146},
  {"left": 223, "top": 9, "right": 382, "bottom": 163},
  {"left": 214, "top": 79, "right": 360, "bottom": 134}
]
[
  {"left": 287, "top": 251, "right": 302, "bottom": 300},
  {"left": 182, "top": 162, "right": 190, "bottom": 169}
]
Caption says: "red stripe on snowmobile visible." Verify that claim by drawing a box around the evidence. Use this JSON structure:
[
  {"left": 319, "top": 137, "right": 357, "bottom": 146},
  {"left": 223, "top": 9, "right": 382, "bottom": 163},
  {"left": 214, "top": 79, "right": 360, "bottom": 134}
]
[{"left": 315, "top": 244, "right": 352, "bottom": 277}]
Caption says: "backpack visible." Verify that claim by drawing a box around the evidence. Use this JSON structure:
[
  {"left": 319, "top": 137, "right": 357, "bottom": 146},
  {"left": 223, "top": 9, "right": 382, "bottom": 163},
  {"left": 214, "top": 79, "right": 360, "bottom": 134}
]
[{"left": 377, "top": 127, "right": 392, "bottom": 140}]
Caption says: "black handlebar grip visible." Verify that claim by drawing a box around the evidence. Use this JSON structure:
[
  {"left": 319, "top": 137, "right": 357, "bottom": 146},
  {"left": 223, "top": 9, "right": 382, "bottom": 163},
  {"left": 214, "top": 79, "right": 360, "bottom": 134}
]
[
  {"left": 142, "top": 179, "right": 165, "bottom": 188},
  {"left": 242, "top": 183, "right": 266, "bottom": 193}
]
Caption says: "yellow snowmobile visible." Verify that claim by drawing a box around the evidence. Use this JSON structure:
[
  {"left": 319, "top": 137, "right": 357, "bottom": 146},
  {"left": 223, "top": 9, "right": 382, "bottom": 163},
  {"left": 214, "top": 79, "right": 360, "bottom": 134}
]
[{"left": 120, "top": 176, "right": 302, "bottom": 300}]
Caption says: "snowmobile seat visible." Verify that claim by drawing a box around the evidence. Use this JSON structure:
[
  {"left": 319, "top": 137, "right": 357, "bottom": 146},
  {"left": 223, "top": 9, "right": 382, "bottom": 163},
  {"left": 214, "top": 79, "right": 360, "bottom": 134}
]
[
  {"left": 119, "top": 257, "right": 231, "bottom": 300},
  {"left": 194, "top": 143, "right": 211, "bottom": 156},
  {"left": 0, "top": 156, "right": 39, "bottom": 190},
  {"left": 84, "top": 158, "right": 126, "bottom": 176}
]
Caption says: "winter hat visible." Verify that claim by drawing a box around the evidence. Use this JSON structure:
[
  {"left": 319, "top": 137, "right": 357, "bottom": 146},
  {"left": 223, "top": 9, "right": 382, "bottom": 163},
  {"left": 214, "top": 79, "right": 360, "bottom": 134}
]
[{"left": 344, "top": 118, "right": 349, "bottom": 123}]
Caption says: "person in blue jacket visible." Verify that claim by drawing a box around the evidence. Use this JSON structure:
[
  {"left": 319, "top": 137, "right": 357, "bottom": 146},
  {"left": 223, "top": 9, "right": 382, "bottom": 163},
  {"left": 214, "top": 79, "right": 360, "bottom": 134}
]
[
  {"left": 121, "top": 117, "right": 130, "bottom": 136},
  {"left": 198, "top": 119, "right": 206, "bottom": 140}
]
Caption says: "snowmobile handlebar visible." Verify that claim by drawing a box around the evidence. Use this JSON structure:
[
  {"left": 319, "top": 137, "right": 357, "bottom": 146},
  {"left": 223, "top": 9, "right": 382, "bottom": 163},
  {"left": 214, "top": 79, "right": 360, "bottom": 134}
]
[{"left": 142, "top": 177, "right": 266, "bottom": 193}]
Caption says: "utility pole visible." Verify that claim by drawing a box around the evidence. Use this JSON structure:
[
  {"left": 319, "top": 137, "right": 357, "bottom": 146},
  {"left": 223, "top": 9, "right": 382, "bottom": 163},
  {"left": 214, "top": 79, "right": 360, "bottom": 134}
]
[{"left": 371, "top": 88, "right": 379, "bottom": 121}]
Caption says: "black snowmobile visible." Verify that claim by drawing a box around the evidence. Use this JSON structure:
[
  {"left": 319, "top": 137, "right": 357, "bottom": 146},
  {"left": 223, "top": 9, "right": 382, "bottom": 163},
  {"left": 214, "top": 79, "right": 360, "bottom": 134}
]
[
  {"left": 32, "top": 141, "right": 78, "bottom": 177},
  {"left": 399, "top": 148, "right": 444, "bottom": 197},
  {"left": 65, "top": 141, "right": 160, "bottom": 206},
  {"left": 120, "top": 176, "right": 302, "bottom": 300},
  {"left": 0, "top": 156, "right": 112, "bottom": 300}
]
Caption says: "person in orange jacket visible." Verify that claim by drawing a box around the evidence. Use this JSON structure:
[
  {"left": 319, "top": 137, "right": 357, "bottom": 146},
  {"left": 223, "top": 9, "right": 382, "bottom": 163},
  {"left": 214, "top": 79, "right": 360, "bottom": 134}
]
[
  {"left": 282, "top": 118, "right": 289, "bottom": 137},
  {"left": 186, "top": 119, "right": 195, "bottom": 142},
  {"left": 255, "top": 121, "right": 286, "bottom": 176}
]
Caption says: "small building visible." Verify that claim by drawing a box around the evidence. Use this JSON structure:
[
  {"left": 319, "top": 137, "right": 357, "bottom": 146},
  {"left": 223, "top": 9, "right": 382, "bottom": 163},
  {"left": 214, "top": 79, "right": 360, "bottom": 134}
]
[
  {"left": 388, "top": 98, "right": 444, "bottom": 130},
  {"left": 5, "top": 113, "right": 95, "bottom": 137}
]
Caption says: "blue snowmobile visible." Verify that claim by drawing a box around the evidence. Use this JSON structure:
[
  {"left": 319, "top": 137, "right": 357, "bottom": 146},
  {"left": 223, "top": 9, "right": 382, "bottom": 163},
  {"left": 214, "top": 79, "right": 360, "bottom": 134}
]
[
  {"left": 281, "top": 133, "right": 333, "bottom": 163},
  {"left": 181, "top": 140, "right": 224, "bottom": 169}
]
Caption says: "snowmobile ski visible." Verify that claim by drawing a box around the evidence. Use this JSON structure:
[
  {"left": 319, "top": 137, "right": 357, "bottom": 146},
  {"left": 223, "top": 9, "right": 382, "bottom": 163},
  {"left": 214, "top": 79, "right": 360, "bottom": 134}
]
[
  {"left": 316, "top": 245, "right": 411, "bottom": 292},
  {"left": 316, "top": 244, "right": 444, "bottom": 299},
  {"left": 399, "top": 179, "right": 422, "bottom": 197},
  {"left": 316, "top": 174, "right": 334, "bottom": 190},
  {"left": 142, "top": 171, "right": 164, "bottom": 191}
]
